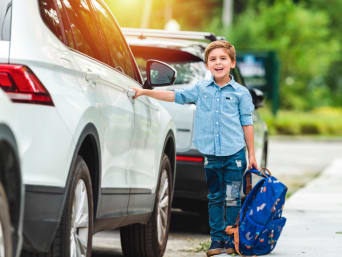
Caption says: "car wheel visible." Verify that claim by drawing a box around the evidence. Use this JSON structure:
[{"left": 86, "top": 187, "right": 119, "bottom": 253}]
[
  {"left": 0, "top": 182, "right": 12, "bottom": 257},
  {"left": 120, "top": 154, "right": 172, "bottom": 257},
  {"left": 48, "top": 156, "right": 93, "bottom": 257}
]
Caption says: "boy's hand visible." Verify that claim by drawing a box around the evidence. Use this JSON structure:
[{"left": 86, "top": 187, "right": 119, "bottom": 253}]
[
  {"left": 132, "top": 88, "right": 144, "bottom": 99},
  {"left": 248, "top": 154, "right": 258, "bottom": 170}
]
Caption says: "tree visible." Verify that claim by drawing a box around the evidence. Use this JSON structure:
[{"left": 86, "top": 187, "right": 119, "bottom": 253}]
[{"left": 221, "top": 0, "right": 340, "bottom": 109}]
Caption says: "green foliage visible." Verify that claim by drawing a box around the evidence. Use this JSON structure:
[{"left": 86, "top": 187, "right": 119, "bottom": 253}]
[
  {"left": 259, "top": 107, "right": 342, "bottom": 136},
  {"left": 195, "top": 240, "right": 210, "bottom": 252},
  {"left": 224, "top": 0, "right": 340, "bottom": 110}
]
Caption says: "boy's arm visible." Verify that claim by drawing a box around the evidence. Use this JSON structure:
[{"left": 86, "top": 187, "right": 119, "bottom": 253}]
[
  {"left": 239, "top": 89, "right": 257, "bottom": 170},
  {"left": 243, "top": 125, "right": 258, "bottom": 170},
  {"left": 132, "top": 88, "right": 175, "bottom": 102},
  {"left": 132, "top": 83, "right": 199, "bottom": 104}
]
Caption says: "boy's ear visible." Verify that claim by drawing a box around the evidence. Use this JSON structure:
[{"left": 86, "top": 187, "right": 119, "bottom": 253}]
[{"left": 231, "top": 60, "right": 236, "bottom": 68}]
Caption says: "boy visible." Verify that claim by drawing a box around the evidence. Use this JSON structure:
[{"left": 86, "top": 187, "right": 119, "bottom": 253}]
[{"left": 132, "top": 40, "right": 257, "bottom": 256}]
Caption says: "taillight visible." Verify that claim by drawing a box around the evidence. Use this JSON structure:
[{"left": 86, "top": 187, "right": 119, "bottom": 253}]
[
  {"left": 176, "top": 155, "right": 204, "bottom": 162},
  {"left": 0, "top": 64, "right": 54, "bottom": 106}
]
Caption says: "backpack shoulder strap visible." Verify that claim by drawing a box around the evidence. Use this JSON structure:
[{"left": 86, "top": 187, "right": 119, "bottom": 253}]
[{"left": 226, "top": 225, "right": 243, "bottom": 256}]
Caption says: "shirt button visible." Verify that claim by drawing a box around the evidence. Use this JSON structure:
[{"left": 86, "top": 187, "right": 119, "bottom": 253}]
[
  {"left": 217, "top": 134, "right": 219, "bottom": 137},
  {"left": 216, "top": 122, "right": 218, "bottom": 125},
  {"left": 217, "top": 99, "right": 219, "bottom": 102},
  {"left": 216, "top": 110, "right": 218, "bottom": 113}
]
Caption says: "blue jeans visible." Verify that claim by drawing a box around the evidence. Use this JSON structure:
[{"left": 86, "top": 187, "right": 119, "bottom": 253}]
[{"left": 204, "top": 147, "right": 247, "bottom": 242}]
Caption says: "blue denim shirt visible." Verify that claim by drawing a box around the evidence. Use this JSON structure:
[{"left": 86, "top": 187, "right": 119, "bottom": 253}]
[{"left": 174, "top": 75, "right": 254, "bottom": 156}]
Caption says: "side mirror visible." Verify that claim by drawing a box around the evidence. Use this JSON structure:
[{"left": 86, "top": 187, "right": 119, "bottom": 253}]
[
  {"left": 144, "top": 60, "right": 176, "bottom": 89},
  {"left": 249, "top": 88, "right": 264, "bottom": 109}
]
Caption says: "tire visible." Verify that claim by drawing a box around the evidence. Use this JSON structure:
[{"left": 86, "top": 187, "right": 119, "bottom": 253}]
[
  {"left": 0, "top": 182, "right": 12, "bottom": 257},
  {"left": 47, "top": 156, "right": 93, "bottom": 257},
  {"left": 120, "top": 154, "right": 172, "bottom": 257}
]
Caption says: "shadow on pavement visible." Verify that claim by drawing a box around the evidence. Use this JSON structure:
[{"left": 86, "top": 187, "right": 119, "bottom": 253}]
[
  {"left": 92, "top": 209, "right": 209, "bottom": 257},
  {"left": 169, "top": 209, "right": 209, "bottom": 234},
  {"left": 93, "top": 250, "right": 122, "bottom": 257}
]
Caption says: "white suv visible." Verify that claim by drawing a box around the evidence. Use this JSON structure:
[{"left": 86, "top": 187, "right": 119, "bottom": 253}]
[{"left": 0, "top": 1, "right": 176, "bottom": 257}]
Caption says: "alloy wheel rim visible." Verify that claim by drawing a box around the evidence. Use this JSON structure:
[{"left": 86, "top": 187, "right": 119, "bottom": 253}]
[
  {"left": 0, "top": 220, "right": 4, "bottom": 257},
  {"left": 70, "top": 180, "right": 89, "bottom": 257},
  {"left": 157, "top": 168, "right": 169, "bottom": 246}
]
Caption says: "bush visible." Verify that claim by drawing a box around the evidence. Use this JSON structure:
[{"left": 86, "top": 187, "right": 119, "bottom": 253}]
[{"left": 259, "top": 107, "right": 342, "bottom": 136}]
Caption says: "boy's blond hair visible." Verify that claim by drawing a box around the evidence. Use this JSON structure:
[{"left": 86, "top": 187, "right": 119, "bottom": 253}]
[{"left": 204, "top": 40, "right": 236, "bottom": 64}]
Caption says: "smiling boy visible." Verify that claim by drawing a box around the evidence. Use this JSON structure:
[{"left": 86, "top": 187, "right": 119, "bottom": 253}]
[{"left": 132, "top": 40, "right": 257, "bottom": 256}]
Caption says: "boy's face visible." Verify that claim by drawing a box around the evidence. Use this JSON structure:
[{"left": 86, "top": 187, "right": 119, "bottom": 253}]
[{"left": 206, "top": 48, "right": 236, "bottom": 82}]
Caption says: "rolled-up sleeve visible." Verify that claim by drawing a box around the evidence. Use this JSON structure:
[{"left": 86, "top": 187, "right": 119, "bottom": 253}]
[
  {"left": 239, "top": 90, "right": 254, "bottom": 125},
  {"left": 174, "top": 84, "right": 199, "bottom": 104}
]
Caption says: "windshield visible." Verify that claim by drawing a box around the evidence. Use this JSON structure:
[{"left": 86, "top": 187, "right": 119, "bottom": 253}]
[{"left": 0, "top": 0, "right": 12, "bottom": 40}]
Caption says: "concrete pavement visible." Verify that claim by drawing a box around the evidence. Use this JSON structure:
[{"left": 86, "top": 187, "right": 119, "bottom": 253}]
[{"left": 275, "top": 158, "right": 342, "bottom": 257}]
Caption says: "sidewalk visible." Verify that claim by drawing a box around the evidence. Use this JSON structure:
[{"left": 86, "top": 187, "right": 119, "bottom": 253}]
[{"left": 275, "top": 158, "right": 342, "bottom": 257}]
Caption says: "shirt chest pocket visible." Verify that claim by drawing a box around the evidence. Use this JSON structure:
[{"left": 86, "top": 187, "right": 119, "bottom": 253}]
[
  {"left": 199, "top": 93, "right": 213, "bottom": 111},
  {"left": 222, "top": 95, "right": 238, "bottom": 113}
]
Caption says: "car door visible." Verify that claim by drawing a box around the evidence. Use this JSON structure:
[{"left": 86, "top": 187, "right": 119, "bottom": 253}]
[
  {"left": 88, "top": 0, "right": 155, "bottom": 217},
  {"left": 90, "top": 0, "right": 158, "bottom": 216},
  {"left": 60, "top": 0, "right": 136, "bottom": 219}
]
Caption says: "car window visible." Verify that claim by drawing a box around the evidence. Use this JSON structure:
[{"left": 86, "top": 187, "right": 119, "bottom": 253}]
[
  {"left": 0, "top": 0, "right": 12, "bottom": 41},
  {"left": 89, "top": 0, "right": 138, "bottom": 80},
  {"left": 170, "top": 61, "right": 207, "bottom": 85},
  {"left": 39, "top": 0, "right": 65, "bottom": 43},
  {"left": 61, "top": 0, "right": 107, "bottom": 64},
  {"left": 131, "top": 46, "right": 207, "bottom": 85}
]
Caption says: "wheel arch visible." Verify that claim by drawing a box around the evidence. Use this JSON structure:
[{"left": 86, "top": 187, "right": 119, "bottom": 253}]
[
  {"left": 161, "top": 130, "right": 176, "bottom": 195},
  {"left": 65, "top": 123, "right": 101, "bottom": 220},
  {"left": 0, "top": 124, "right": 23, "bottom": 254}
]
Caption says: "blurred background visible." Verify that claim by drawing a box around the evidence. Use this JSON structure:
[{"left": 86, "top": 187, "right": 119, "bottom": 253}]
[{"left": 105, "top": 0, "right": 342, "bottom": 137}]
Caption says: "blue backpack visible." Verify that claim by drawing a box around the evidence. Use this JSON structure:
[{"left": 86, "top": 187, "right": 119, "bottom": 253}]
[{"left": 226, "top": 168, "right": 287, "bottom": 256}]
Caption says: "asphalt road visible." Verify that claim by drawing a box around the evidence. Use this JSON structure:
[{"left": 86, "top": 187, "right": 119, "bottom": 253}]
[{"left": 92, "top": 137, "right": 342, "bottom": 257}]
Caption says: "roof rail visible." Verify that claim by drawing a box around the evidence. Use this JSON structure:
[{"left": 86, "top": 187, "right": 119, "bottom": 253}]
[{"left": 122, "top": 28, "right": 226, "bottom": 42}]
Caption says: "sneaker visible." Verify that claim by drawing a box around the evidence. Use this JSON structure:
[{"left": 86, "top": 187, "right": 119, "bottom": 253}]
[
  {"left": 224, "top": 241, "right": 236, "bottom": 254},
  {"left": 206, "top": 240, "right": 224, "bottom": 256}
]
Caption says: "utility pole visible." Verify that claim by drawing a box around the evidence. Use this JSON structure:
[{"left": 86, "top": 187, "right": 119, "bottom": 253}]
[
  {"left": 141, "top": 0, "right": 152, "bottom": 28},
  {"left": 222, "top": 0, "right": 233, "bottom": 28}
]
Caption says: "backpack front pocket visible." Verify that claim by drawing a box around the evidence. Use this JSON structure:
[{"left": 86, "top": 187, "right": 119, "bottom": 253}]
[
  {"left": 239, "top": 215, "right": 264, "bottom": 255},
  {"left": 253, "top": 217, "right": 286, "bottom": 255}
]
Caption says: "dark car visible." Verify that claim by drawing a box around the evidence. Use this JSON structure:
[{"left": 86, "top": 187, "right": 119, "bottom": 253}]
[{"left": 123, "top": 28, "right": 268, "bottom": 215}]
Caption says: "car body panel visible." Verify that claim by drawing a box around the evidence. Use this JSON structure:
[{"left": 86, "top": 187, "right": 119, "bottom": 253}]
[{"left": 0, "top": 41, "right": 10, "bottom": 63}]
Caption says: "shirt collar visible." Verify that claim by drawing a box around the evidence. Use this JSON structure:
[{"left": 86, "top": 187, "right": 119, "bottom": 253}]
[{"left": 206, "top": 74, "right": 238, "bottom": 90}]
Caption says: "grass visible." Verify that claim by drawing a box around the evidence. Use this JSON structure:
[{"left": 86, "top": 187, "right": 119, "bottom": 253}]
[
  {"left": 259, "top": 107, "right": 342, "bottom": 136},
  {"left": 278, "top": 171, "right": 321, "bottom": 199},
  {"left": 194, "top": 240, "right": 211, "bottom": 252}
]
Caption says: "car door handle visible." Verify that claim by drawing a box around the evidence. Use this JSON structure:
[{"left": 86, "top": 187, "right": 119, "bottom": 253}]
[
  {"left": 127, "top": 89, "right": 136, "bottom": 101},
  {"left": 85, "top": 71, "right": 100, "bottom": 83}
]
